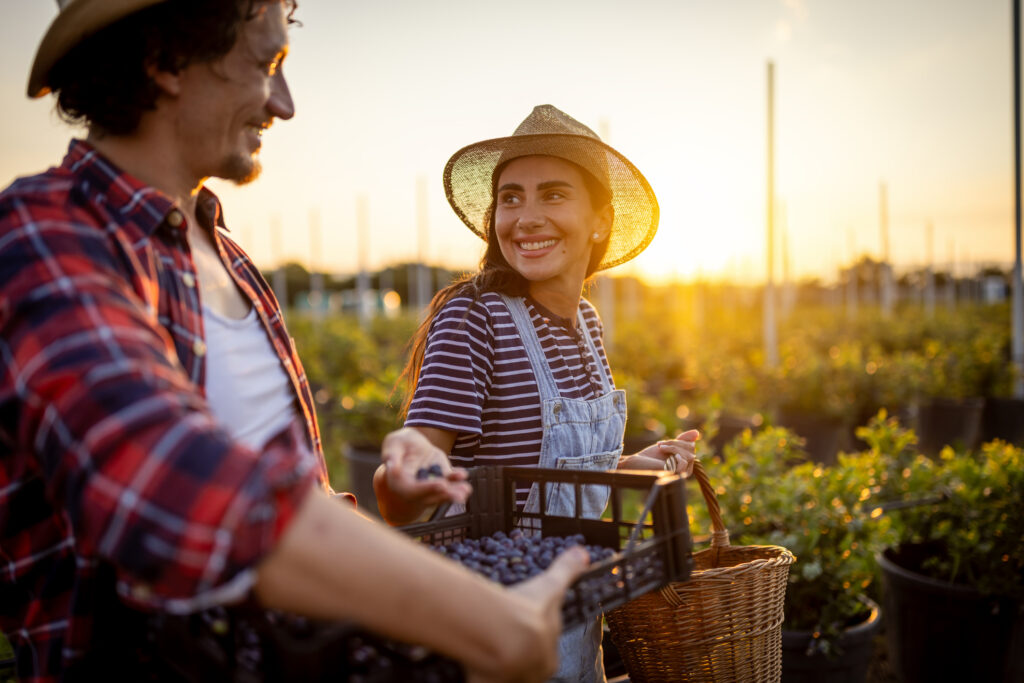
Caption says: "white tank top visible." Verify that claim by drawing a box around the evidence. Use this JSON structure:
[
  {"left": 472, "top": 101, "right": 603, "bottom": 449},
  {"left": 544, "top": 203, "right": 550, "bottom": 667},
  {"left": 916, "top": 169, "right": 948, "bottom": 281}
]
[{"left": 201, "top": 305, "right": 298, "bottom": 450}]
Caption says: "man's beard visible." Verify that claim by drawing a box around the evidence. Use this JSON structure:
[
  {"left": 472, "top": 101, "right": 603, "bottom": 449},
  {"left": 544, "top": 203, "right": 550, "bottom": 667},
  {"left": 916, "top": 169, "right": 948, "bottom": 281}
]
[{"left": 220, "top": 154, "right": 262, "bottom": 185}]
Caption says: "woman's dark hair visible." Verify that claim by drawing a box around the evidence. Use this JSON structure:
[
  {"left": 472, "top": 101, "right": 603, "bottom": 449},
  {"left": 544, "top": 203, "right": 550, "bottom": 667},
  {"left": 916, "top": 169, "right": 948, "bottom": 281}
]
[
  {"left": 49, "top": 0, "right": 298, "bottom": 136},
  {"left": 399, "top": 158, "right": 612, "bottom": 417}
]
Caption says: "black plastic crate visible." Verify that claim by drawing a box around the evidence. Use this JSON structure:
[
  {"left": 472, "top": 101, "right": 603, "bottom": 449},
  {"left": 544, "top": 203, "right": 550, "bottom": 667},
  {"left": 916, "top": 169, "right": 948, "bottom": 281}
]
[{"left": 401, "top": 466, "right": 694, "bottom": 628}]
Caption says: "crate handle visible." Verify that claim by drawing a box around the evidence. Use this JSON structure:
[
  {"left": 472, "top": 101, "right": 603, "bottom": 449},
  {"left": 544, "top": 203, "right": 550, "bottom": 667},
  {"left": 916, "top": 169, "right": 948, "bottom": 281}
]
[{"left": 623, "top": 481, "right": 663, "bottom": 554}]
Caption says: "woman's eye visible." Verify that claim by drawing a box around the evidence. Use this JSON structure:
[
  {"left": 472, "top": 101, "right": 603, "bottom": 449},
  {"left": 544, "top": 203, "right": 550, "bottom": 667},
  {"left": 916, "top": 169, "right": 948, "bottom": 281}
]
[
  {"left": 499, "top": 193, "right": 521, "bottom": 205},
  {"left": 545, "top": 191, "right": 564, "bottom": 201}
]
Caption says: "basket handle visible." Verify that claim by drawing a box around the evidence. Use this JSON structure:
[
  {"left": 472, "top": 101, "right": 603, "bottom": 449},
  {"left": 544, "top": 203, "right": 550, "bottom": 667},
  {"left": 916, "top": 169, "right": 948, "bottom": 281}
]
[
  {"left": 659, "top": 460, "right": 729, "bottom": 608},
  {"left": 692, "top": 459, "right": 729, "bottom": 550}
]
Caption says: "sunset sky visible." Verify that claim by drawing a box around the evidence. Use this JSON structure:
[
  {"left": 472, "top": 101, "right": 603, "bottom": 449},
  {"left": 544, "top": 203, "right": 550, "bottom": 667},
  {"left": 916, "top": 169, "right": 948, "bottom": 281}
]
[{"left": 1, "top": 0, "right": 1017, "bottom": 284}]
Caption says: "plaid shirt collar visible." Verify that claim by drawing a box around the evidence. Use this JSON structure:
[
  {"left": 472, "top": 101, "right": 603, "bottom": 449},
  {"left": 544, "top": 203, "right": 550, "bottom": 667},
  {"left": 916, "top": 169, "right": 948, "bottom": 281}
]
[{"left": 65, "top": 139, "right": 229, "bottom": 238}]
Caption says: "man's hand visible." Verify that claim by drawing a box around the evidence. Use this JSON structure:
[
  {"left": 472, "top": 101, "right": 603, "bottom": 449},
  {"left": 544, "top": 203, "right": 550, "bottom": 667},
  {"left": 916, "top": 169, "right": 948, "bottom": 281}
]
[
  {"left": 375, "top": 427, "right": 471, "bottom": 524},
  {"left": 467, "top": 546, "right": 591, "bottom": 683}
]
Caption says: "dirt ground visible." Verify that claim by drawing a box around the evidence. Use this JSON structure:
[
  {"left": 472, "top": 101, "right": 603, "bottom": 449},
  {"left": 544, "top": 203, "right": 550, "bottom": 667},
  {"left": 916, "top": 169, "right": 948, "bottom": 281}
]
[{"left": 866, "top": 633, "right": 900, "bottom": 683}]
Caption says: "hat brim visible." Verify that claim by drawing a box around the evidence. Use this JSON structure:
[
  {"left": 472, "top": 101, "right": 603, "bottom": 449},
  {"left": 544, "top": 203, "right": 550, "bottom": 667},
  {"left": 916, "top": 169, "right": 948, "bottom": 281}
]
[
  {"left": 28, "top": 0, "right": 168, "bottom": 98},
  {"left": 443, "top": 133, "right": 659, "bottom": 271}
]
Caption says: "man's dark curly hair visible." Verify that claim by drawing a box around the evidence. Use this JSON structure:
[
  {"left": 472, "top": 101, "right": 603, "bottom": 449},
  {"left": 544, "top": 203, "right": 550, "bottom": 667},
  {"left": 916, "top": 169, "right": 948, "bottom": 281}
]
[{"left": 49, "top": 0, "right": 298, "bottom": 136}]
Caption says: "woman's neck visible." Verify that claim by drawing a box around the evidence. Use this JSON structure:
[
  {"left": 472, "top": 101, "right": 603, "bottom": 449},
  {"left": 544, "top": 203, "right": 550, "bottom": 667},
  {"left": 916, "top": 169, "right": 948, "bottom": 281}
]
[{"left": 528, "top": 279, "right": 583, "bottom": 322}]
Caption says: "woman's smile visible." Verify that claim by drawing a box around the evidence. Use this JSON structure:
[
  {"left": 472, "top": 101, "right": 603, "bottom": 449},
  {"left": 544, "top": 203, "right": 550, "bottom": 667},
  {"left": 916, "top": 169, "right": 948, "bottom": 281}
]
[{"left": 515, "top": 236, "right": 560, "bottom": 255}]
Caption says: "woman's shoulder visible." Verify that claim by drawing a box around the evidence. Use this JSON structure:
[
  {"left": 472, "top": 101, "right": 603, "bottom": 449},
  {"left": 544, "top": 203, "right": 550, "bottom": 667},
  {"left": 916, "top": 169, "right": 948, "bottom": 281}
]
[
  {"left": 578, "top": 297, "right": 603, "bottom": 330},
  {"left": 435, "top": 290, "right": 515, "bottom": 321},
  {"left": 578, "top": 296, "right": 599, "bottom": 317},
  {"left": 428, "top": 291, "right": 521, "bottom": 344}
]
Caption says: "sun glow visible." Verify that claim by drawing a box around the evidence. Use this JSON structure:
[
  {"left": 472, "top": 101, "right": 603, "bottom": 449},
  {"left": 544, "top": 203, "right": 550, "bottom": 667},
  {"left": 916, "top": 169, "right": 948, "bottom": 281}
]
[{"left": 622, "top": 153, "right": 764, "bottom": 284}]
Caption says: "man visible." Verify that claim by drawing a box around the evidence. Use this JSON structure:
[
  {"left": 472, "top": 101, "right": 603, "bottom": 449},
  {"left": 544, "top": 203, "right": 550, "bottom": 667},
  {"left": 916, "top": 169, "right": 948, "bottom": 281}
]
[{"left": 0, "top": 1, "right": 588, "bottom": 681}]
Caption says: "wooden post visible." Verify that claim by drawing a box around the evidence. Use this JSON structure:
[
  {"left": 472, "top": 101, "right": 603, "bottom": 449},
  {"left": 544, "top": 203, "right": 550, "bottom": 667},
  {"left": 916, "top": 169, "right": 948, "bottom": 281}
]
[
  {"left": 271, "top": 214, "right": 287, "bottom": 309},
  {"left": 1014, "top": 0, "right": 1024, "bottom": 396},
  {"left": 880, "top": 182, "right": 894, "bottom": 316},
  {"left": 415, "top": 175, "right": 432, "bottom": 313},
  {"left": 356, "top": 195, "right": 371, "bottom": 328},
  {"left": 309, "top": 208, "right": 324, "bottom": 323},
  {"left": 764, "top": 61, "right": 779, "bottom": 369}
]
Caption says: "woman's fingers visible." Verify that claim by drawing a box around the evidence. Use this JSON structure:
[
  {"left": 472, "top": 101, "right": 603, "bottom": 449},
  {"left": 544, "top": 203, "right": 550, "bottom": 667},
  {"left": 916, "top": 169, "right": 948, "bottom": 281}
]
[
  {"left": 677, "top": 429, "right": 700, "bottom": 443},
  {"left": 383, "top": 456, "right": 471, "bottom": 505},
  {"left": 657, "top": 442, "right": 697, "bottom": 476},
  {"left": 399, "top": 470, "right": 472, "bottom": 505},
  {"left": 379, "top": 428, "right": 473, "bottom": 502}
]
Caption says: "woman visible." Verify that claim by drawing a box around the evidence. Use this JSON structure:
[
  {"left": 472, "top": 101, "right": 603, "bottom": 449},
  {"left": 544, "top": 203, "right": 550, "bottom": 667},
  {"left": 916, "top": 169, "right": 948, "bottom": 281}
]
[{"left": 374, "top": 105, "right": 698, "bottom": 682}]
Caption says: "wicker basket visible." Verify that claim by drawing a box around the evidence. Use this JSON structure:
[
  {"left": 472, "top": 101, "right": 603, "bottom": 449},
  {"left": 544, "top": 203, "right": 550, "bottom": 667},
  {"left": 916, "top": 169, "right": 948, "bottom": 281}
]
[{"left": 606, "top": 460, "right": 796, "bottom": 683}]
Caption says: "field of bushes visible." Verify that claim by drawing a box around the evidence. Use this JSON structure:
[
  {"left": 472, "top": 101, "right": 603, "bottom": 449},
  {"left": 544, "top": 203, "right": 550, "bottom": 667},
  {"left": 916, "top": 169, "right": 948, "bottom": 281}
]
[{"left": 288, "top": 281, "right": 1018, "bottom": 487}]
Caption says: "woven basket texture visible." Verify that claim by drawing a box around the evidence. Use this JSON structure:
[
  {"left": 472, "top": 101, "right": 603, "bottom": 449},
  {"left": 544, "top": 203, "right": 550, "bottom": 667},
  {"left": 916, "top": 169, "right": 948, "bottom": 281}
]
[{"left": 606, "top": 461, "right": 795, "bottom": 683}]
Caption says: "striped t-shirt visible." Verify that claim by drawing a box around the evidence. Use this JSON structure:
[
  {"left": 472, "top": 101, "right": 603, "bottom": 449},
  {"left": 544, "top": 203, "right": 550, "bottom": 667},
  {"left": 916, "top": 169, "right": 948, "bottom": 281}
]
[{"left": 405, "top": 292, "right": 616, "bottom": 506}]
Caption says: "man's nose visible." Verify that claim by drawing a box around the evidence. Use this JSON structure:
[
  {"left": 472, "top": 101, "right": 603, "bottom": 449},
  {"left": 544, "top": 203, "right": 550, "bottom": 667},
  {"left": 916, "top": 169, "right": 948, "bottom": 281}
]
[{"left": 268, "top": 69, "right": 295, "bottom": 121}]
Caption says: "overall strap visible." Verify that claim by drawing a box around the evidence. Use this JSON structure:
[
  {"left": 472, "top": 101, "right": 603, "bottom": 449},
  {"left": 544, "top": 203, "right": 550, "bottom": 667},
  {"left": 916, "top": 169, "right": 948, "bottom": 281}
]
[
  {"left": 576, "top": 305, "right": 614, "bottom": 393},
  {"left": 498, "top": 294, "right": 560, "bottom": 402}
]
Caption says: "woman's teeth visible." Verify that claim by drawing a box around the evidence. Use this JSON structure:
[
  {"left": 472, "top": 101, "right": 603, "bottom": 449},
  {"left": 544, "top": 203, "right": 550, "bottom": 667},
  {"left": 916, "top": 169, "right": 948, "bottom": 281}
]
[{"left": 520, "top": 239, "right": 557, "bottom": 251}]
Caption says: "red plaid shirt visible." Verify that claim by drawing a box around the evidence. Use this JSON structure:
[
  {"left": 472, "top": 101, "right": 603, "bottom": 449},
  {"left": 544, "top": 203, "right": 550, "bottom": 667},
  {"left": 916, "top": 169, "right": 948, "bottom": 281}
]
[{"left": 0, "top": 141, "right": 332, "bottom": 682}]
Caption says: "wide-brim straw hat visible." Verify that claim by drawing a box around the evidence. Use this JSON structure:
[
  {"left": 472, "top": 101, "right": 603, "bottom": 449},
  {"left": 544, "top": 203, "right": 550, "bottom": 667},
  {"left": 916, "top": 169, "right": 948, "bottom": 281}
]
[
  {"left": 444, "top": 104, "right": 659, "bottom": 271},
  {"left": 28, "top": 0, "right": 168, "bottom": 98}
]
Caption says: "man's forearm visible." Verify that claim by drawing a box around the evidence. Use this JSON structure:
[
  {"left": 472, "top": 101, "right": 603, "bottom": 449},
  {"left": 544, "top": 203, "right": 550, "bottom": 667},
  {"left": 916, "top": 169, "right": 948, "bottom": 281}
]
[{"left": 255, "top": 490, "right": 551, "bottom": 679}]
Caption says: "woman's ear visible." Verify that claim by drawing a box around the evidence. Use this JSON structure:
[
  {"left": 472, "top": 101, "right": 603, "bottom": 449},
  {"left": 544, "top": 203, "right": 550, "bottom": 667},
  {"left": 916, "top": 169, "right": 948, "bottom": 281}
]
[{"left": 594, "top": 204, "right": 614, "bottom": 242}]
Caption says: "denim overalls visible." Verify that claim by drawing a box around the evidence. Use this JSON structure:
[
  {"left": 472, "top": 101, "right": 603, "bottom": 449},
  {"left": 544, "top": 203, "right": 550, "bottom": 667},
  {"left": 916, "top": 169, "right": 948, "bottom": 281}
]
[{"left": 501, "top": 295, "right": 626, "bottom": 683}]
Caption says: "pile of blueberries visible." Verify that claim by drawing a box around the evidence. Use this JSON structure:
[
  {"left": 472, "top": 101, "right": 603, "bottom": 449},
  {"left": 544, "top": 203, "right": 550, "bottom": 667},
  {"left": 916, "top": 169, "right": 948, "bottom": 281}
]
[
  {"left": 416, "top": 464, "right": 445, "bottom": 480},
  {"left": 430, "top": 529, "right": 615, "bottom": 586},
  {"left": 428, "top": 529, "right": 665, "bottom": 622}
]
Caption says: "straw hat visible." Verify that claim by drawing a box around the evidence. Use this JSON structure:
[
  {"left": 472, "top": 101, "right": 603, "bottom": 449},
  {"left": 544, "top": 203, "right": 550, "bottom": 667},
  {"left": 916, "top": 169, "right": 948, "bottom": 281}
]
[
  {"left": 443, "top": 104, "right": 659, "bottom": 271},
  {"left": 28, "top": 0, "right": 168, "bottom": 98}
]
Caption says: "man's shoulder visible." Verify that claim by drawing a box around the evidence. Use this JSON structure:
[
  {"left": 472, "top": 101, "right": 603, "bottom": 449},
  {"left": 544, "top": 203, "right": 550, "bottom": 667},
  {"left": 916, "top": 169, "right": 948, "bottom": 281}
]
[{"left": 1, "top": 164, "right": 81, "bottom": 224}]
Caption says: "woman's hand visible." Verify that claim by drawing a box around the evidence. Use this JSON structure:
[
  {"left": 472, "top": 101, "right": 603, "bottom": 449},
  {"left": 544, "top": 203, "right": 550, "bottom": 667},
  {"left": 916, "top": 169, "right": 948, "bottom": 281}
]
[
  {"left": 620, "top": 429, "right": 699, "bottom": 476},
  {"left": 373, "top": 427, "right": 471, "bottom": 525}
]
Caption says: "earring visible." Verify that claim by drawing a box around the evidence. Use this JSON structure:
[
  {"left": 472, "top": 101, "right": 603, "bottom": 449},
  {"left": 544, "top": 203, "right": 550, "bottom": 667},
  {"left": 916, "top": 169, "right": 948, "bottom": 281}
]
[{"left": 592, "top": 232, "right": 600, "bottom": 241}]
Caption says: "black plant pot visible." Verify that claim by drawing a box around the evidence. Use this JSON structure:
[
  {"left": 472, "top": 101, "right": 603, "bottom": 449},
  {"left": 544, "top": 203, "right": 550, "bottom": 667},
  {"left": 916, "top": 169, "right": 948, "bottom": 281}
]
[
  {"left": 914, "top": 397, "right": 984, "bottom": 456},
  {"left": 714, "top": 412, "right": 762, "bottom": 453},
  {"left": 776, "top": 412, "right": 848, "bottom": 466},
  {"left": 343, "top": 444, "right": 383, "bottom": 517},
  {"left": 980, "top": 396, "right": 1024, "bottom": 446},
  {"left": 781, "top": 597, "right": 881, "bottom": 683},
  {"left": 878, "top": 544, "right": 1024, "bottom": 683}
]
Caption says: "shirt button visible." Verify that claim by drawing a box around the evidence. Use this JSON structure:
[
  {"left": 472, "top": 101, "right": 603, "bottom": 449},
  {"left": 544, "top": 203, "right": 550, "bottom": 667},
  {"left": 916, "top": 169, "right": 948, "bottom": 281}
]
[
  {"left": 166, "top": 210, "right": 184, "bottom": 228},
  {"left": 131, "top": 583, "right": 153, "bottom": 601},
  {"left": 193, "top": 339, "right": 207, "bottom": 357},
  {"left": 181, "top": 272, "right": 196, "bottom": 288}
]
